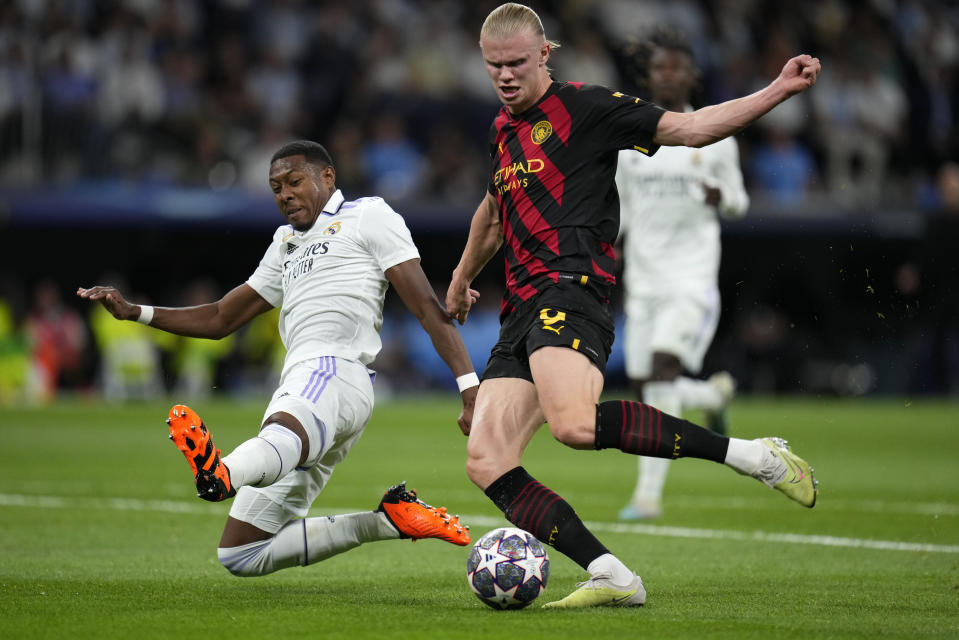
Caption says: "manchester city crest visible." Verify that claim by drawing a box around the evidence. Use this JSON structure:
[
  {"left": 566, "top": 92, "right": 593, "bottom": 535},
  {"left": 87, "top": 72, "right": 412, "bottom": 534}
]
[{"left": 531, "top": 120, "right": 553, "bottom": 145}]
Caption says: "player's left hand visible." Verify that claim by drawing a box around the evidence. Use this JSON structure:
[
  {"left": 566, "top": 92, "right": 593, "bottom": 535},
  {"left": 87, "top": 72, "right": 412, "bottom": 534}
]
[{"left": 778, "top": 54, "right": 821, "bottom": 96}]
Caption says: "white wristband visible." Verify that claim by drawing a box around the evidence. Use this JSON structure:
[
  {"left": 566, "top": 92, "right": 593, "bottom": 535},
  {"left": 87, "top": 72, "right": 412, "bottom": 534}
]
[
  {"left": 136, "top": 304, "right": 154, "bottom": 325},
  {"left": 456, "top": 372, "right": 480, "bottom": 392}
]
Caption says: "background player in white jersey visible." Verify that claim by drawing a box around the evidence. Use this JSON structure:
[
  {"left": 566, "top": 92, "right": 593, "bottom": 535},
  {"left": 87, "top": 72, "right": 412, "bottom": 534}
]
[
  {"left": 77, "top": 140, "right": 478, "bottom": 577},
  {"left": 615, "top": 29, "right": 749, "bottom": 520}
]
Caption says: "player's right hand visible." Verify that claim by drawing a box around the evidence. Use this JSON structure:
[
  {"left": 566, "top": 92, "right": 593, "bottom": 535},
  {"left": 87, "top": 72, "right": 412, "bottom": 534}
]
[{"left": 76, "top": 285, "right": 138, "bottom": 321}]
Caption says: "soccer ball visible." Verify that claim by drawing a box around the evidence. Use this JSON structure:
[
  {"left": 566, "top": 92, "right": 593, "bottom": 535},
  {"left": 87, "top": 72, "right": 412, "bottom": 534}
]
[{"left": 466, "top": 527, "right": 550, "bottom": 609}]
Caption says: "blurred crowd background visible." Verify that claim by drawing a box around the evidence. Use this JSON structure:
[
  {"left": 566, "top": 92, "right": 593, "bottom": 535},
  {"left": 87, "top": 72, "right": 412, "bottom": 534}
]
[{"left": 1, "top": 0, "right": 958, "bottom": 405}]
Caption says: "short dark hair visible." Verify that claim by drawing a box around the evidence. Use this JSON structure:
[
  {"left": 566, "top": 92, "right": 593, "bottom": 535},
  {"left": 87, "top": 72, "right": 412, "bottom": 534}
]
[
  {"left": 619, "top": 26, "right": 697, "bottom": 89},
  {"left": 271, "top": 140, "right": 334, "bottom": 168},
  {"left": 648, "top": 26, "right": 695, "bottom": 62}
]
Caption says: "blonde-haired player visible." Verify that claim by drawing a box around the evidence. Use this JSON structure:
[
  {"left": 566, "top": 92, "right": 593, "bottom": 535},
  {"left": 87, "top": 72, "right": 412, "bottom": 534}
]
[{"left": 446, "top": 3, "right": 820, "bottom": 608}]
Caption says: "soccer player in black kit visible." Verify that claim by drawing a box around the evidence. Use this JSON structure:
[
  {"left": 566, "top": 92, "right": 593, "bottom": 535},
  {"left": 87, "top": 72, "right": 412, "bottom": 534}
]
[{"left": 446, "top": 3, "right": 822, "bottom": 609}]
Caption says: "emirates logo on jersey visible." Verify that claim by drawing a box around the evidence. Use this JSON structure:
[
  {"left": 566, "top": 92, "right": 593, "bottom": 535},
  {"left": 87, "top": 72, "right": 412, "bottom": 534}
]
[
  {"left": 324, "top": 222, "right": 342, "bottom": 235},
  {"left": 531, "top": 120, "right": 553, "bottom": 145}
]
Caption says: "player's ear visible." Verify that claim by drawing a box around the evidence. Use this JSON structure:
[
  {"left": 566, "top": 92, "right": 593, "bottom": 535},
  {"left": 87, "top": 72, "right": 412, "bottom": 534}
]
[{"left": 320, "top": 164, "right": 336, "bottom": 185}]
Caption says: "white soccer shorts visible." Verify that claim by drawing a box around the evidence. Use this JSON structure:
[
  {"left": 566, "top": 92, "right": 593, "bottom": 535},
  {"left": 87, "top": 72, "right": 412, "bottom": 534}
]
[
  {"left": 228, "top": 356, "right": 375, "bottom": 533},
  {"left": 623, "top": 287, "right": 720, "bottom": 380}
]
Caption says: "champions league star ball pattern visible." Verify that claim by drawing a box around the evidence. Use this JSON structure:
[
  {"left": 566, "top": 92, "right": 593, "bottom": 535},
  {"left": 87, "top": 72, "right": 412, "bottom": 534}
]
[{"left": 466, "top": 527, "right": 550, "bottom": 609}]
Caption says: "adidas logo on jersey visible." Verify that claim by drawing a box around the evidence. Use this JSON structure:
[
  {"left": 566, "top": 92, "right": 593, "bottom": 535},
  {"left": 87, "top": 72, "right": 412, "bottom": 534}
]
[{"left": 286, "top": 243, "right": 299, "bottom": 255}]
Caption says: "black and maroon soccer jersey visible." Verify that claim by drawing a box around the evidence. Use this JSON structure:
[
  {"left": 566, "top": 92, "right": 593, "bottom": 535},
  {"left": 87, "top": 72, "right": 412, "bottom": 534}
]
[{"left": 487, "top": 81, "right": 665, "bottom": 319}]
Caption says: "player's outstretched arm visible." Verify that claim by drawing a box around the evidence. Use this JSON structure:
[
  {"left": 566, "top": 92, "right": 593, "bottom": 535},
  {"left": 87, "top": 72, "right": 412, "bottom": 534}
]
[
  {"left": 77, "top": 282, "right": 273, "bottom": 339},
  {"left": 654, "top": 54, "right": 821, "bottom": 148},
  {"left": 386, "top": 258, "right": 478, "bottom": 435},
  {"left": 447, "top": 193, "right": 503, "bottom": 325}
]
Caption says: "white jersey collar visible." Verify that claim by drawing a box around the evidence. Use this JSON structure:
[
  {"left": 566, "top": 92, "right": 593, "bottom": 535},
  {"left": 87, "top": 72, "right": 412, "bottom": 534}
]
[
  {"left": 322, "top": 189, "right": 345, "bottom": 216},
  {"left": 291, "top": 189, "right": 345, "bottom": 238}
]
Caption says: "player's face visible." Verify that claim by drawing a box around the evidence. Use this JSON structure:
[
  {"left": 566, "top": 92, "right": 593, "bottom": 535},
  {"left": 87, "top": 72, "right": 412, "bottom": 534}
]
[
  {"left": 648, "top": 48, "right": 696, "bottom": 109},
  {"left": 481, "top": 29, "right": 551, "bottom": 114},
  {"left": 269, "top": 155, "right": 336, "bottom": 232}
]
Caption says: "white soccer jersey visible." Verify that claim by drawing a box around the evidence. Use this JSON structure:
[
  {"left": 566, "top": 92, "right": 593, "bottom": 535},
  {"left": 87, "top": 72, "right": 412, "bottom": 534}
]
[
  {"left": 616, "top": 123, "right": 748, "bottom": 297},
  {"left": 246, "top": 189, "right": 420, "bottom": 374}
]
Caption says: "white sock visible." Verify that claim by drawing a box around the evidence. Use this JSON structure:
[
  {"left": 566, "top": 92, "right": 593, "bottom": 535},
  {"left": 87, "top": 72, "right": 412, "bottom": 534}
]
[
  {"left": 635, "top": 457, "right": 670, "bottom": 505},
  {"left": 724, "top": 438, "right": 765, "bottom": 475},
  {"left": 217, "top": 511, "right": 399, "bottom": 576},
  {"left": 587, "top": 553, "right": 634, "bottom": 585},
  {"left": 674, "top": 376, "right": 724, "bottom": 411},
  {"left": 222, "top": 423, "right": 303, "bottom": 488},
  {"left": 632, "top": 381, "right": 681, "bottom": 505}
]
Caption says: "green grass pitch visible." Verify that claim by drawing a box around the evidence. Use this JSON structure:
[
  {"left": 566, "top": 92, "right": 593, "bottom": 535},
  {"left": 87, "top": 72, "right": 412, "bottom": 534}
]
[{"left": 1, "top": 395, "right": 957, "bottom": 639}]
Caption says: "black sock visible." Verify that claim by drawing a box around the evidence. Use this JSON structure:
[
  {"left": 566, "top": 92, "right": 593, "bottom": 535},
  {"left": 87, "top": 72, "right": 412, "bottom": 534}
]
[
  {"left": 595, "top": 400, "right": 728, "bottom": 463},
  {"left": 484, "top": 466, "right": 608, "bottom": 570}
]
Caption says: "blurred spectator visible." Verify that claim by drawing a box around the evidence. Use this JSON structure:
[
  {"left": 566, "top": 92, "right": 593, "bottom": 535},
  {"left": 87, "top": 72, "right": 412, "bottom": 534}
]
[
  {"left": 245, "top": 47, "right": 303, "bottom": 130},
  {"left": 236, "top": 306, "right": 283, "bottom": 394},
  {"left": 238, "top": 122, "right": 293, "bottom": 192},
  {"left": 554, "top": 29, "right": 619, "bottom": 86},
  {"left": 96, "top": 26, "right": 164, "bottom": 129},
  {"left": 326, "top": 119, "right": 368, "bottom": 196},
  {"left": 87, "top": 275, "right": 162, "bottom": 402},
  {"left": 0, "top": 297, "right": 28, "bottom": 406},
  {"left": 361, "top": 114, "right": 425, "bottom": 201},
  {"left": 155, "top": 279, "right": 235, "bottom": 399},
  {"left": 811, "top": 47, "right": 907, "bottom": 208},
  {"left": 24, "top": 280, "right": 88, "bottom": 403},
  {"left": 749, "top": 124, "right": 817, "bottom": 208}
]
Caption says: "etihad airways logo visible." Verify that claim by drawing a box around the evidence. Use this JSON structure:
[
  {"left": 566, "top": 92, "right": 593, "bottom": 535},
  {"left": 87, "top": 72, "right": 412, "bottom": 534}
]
[{"left": 493, "top": 158, "right": 545, "bottom": 194}]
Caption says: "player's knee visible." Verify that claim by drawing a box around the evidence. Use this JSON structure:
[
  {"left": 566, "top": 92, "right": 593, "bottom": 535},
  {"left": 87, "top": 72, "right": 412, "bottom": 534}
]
[
  {"left": 650, "top": 352, "right": 682, "bottom": 381},
  {"left": 465, "top": 450, "right": 499, "bottom": 490},
  {"left": 465, "top": 444, "right": 518, "bottom": 490},
  {"left": 548, "top": 417, "right": 595, "bottom": 449},
  {"left": 217, "top": 539, "right": 272, "bottom": 577}
]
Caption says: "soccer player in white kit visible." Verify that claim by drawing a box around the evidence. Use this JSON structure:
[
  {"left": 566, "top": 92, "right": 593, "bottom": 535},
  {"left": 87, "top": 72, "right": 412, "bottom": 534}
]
[
  {"left": 615, "top": 30, "right": 749, "bottom": 520},
  {"left": 78, "top": 140, "right": 477, "bottom": 577}
]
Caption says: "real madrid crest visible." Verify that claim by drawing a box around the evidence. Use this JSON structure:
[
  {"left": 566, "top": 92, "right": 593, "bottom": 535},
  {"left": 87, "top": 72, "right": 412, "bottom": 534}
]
[
  {"left": 324, "top": 221, "right": 342, "bottom": 235},
  {"left": 531, "top": 120, "right": 553, "bottom": 145}
]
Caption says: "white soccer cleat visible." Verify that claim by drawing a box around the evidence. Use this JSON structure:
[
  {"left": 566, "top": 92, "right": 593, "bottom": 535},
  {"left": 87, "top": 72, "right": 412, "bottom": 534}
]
[
  {"left": 709, "top": 371, "right": 737, "bottom": 404},
  {"left": 618, "top": 499, "right": 663, "bottom": 521},
  {"left": 752, "top": 437, "right": 818, "bottom": 508},
  {"left": 542, "top": 572, "right": 646, "bottom": 609},
  {"left": 705, "top": 371, "right": 737, "bottom": 435}
]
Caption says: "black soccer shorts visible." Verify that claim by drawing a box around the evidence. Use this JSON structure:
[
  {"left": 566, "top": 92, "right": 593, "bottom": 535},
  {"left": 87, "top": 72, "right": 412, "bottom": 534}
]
[{"left": 482, "top": 282, "right": 615, "bottom": 383}]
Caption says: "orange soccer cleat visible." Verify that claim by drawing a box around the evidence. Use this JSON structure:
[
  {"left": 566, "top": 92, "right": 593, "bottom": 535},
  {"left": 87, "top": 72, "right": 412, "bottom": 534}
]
[
  {"left": 167, "top": 404, "right": 235, "bottom": 502},
  {"left": 377, "top": 482, "right": 471, "bottom": 546}
]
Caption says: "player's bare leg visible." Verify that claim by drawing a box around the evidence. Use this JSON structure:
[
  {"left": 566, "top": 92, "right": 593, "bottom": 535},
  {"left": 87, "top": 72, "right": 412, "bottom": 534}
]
[{"left": 528, "top": 347, "right": 646, "bottom": 608}]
